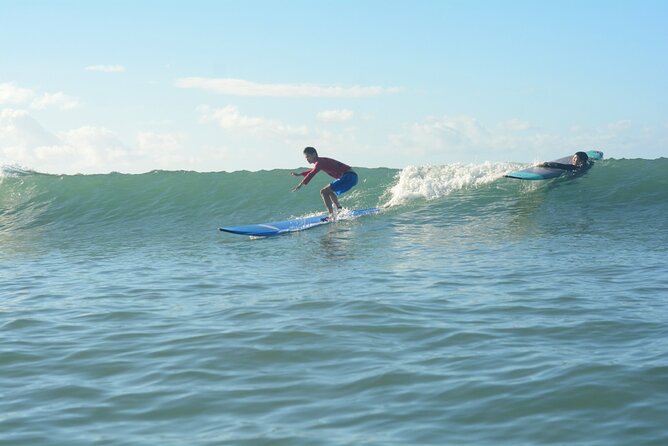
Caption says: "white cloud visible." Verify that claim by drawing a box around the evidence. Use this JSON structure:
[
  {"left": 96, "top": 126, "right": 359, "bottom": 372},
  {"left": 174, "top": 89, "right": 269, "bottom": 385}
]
[
  {"left": 137, "top": 132, "right": 185, "bottom": 159},
  {"left": 137, "top": 131, "right": 184, "bottom": 152},
  {"left": 85, "top": 64, "right": 126, "bottom": 73},
  {"left": 0, "top": 109, "right": 135, "bottom": 173},
  {"left": 398, "top": 115, "right": 488, "bottom": 149},
  {"left": 57, "top": 126, "right": 129, "bottom": 164},
  {"left": 0, "top": 108, "right": 61, "bottom": 147},
  {"left": 198, "top": 105, "right": 309, "bottom": 138},
  {"left": 1, "top": 82, "right": 80, "bottom": 111},
  {"left": 388, "top": 115, "right": 560, "bottom": 163},
  {"left": 31, "top": 92, "right": 80, "bottom": 110},
  {"left": 135, "top": 131, "right": 201, "bottom": 169},
  {"left": 317, "top": 109, "right": 354, "bottom": 123},
  {"left": 1, "top": 108, "right": 207, "bottom": 174},
  {"left": 0, "top": 82, "right": 35, "bottom": 104},
  {"left": 567, "top": 120, "right": 648, "bottom": 155},
  {"left": 387, "top": 114, "right": 668, "bottom": 164},
  {"left": 499, "top": 118, "right": 531, "bottom": 132},
  {"left": 176, "top": 77, "right": 400, "bottom": 97},
  {"left": 199, "top": 105, "right": 266, "bottom": 129}
]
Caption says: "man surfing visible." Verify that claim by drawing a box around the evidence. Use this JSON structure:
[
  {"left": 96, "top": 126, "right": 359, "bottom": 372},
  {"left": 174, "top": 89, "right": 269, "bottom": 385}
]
[{"left": 291, "top": 146, "right": 358, "bottom": 220}]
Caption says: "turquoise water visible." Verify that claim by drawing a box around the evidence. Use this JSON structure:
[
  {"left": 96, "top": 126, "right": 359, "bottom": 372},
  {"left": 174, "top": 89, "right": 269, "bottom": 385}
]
[{"left": 1, "top": 158, "right": 667, "bottom": 445}]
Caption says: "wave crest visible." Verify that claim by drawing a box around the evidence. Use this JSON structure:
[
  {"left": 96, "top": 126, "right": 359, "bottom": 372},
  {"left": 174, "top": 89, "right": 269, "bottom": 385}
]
[{"left": 384, "top": 162, "right": 519, "bottom": 207}]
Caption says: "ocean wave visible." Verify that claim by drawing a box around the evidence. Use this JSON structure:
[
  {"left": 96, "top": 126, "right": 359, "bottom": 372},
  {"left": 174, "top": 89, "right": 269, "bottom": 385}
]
[
  {"left": 2, "top": 159, "right": 666, "bottom": 234},
  {"left": 383, "top": 162, "right": 520, "bottom": 207}
]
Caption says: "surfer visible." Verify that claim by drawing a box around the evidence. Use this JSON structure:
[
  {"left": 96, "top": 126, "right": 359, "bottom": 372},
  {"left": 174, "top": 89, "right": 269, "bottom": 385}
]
[
  {"left": 540, "top": 151, "right": 590, "bottom": 171},
  {"left": 291, "top": 146, "right": 358, "bottom": 220}
]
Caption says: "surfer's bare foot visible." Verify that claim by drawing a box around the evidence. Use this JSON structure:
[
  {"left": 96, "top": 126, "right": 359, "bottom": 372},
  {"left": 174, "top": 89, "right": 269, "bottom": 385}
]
[{"left": 321, "top": 212, "right": 337, "bottom": 222}]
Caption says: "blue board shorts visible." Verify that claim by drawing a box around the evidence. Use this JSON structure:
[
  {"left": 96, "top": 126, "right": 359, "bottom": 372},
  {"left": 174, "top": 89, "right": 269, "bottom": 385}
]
[{"left": 330, "top": 171, "right": 358, "bottom": 196}]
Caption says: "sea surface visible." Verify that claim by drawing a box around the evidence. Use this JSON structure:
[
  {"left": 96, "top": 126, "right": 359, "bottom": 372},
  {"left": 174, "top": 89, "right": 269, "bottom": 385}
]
[{"left": 1, "top": 157, "right": 667, "bottom": 445}]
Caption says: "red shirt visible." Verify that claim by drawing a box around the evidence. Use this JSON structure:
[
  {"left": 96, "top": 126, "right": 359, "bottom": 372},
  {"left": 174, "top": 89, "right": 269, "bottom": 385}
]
[{"left": 296, "top": 157, "right": 351, "bottom": 185}]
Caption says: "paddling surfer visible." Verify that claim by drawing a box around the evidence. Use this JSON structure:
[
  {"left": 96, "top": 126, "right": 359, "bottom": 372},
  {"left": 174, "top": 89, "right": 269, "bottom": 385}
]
[{"left": 540, "top": 151, "right": 590, "bottom": 171}]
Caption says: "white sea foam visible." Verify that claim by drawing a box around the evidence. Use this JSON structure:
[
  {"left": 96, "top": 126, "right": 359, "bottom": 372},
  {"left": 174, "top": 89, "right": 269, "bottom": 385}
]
[{"left": 383, "top": 161, "right": 521, "bottom": 207}]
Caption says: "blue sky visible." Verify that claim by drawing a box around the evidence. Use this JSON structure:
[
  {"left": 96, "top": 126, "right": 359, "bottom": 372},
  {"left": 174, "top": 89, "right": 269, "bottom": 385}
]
[{"left": 1, "top": 0, "right": 666, "bottom": 174}]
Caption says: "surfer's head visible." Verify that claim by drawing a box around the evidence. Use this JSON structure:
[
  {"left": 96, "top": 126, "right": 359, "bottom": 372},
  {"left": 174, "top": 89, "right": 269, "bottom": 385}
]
[
  {"left": 303, "top": 146, "right": 318, "bottom": 164},
  {"left": 572, "top": 151, "right": 589, "bottom": 167}
]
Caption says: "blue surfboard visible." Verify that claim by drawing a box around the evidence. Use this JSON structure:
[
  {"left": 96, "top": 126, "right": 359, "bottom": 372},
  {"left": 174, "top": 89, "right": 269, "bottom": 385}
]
[
  {"left": 219, "top": 208, "right": 381, "bottom": 237},
  {"left": 505, "top": 150, "right": 604, "bottom": 180}
]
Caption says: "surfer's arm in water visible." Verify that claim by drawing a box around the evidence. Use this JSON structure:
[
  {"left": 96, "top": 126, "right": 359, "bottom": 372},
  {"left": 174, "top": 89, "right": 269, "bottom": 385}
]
[{"left": 539, "top": 162, "right": 578, "bottom": 171}]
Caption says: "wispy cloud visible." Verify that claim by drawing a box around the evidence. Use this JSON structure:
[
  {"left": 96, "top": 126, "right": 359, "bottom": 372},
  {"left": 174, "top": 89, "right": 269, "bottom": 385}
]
[
  {"left": 85, "top": 64, "right": 126, "bottom": 73},
  {"left": 317, "top": 109, "right": 354, "bottom": 123},
  {"left": 176, "top": 77, "right": 400, "bottom": 97},
  {"left": 197, "top": 105, "right": 309, "bottom": 137}
]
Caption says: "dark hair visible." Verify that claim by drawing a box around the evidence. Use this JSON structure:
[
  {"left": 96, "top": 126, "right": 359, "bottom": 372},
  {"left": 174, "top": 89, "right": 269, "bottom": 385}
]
[
  {"left": 303, "top": 146, "right": 318, "bottom": 156},
  {"left": 574, "top": 151, "right": 589, "bottom": 166}
]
